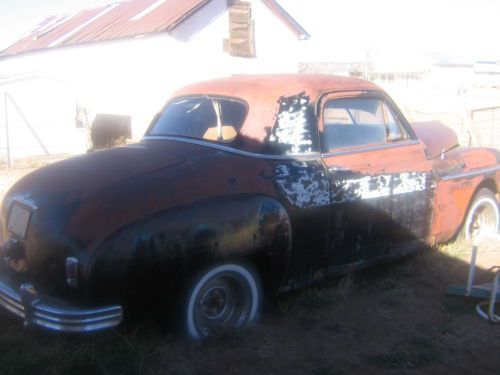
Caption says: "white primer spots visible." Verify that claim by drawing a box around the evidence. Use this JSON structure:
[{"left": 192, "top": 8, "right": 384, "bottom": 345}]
[
  {"left": 392, "top": 172, "right": 427, "bottom": 195},
  {"left": 275, "top": 163, "right": 330, "bottom": 208},
  {"left": 274, "top": 165, "right": 428, "bottom": 207},
  {"left": 332, "top": 172, "right": 428, "bottom": 203},
  {"left": 341, "top": 175, "right": 392, "bottom": 200},
  {"left": 268, "top": 93, "right": 313, "bottom": 154}
]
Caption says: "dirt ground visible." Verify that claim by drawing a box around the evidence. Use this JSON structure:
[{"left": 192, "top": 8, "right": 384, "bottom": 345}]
[
  {"left": 0, "top": 158, "right": 499, "bottom": 375},
  {"left": 0, "top": 155, "right": 68, "bottom": 202}
]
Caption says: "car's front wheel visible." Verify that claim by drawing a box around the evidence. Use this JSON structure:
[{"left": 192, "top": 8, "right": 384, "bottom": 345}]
[
  {"left": 182, "top": 262, "right": 262, "bottom": 340},
  {"left": 462, "top": 188, "right": 499, "bottom": 241}
]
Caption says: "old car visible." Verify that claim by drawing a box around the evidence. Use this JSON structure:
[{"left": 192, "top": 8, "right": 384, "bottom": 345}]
[{"left": 0, "top": 74, "right": 499, "bottom": 339}]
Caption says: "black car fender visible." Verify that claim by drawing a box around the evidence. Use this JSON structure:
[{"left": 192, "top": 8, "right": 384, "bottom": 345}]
[{"left": 85, "top": 194, "right": 292, "bottom": 304}]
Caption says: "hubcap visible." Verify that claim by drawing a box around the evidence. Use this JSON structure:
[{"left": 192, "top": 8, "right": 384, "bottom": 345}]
[
  {"left": 193, "top": 272, "right": 252, "bottom": 337},
  {"left": 199, "top": 285, "right": 231, "bottom": 320}
]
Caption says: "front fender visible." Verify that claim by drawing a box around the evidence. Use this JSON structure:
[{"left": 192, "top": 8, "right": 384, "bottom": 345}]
[
  {"left": 431, "top": 147, "right": 500, "bottom": 243},
  {"left": 85, "top": 194, "right": 291, "bottom": 303}
]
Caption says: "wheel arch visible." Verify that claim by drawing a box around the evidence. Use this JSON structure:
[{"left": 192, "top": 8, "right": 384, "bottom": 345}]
[
  {"left": 456, "top": 177, "right": 499, "bottom": 240},
  {"left": 85, "top": 194, "right": 292, "bottom": 302},
  {"left": 432, "top": 174, "right": 499, "bottom": 244},
  {"left": 178, "top": 194, "right": 293, "bottom": 294},
  {"left": 475, "top": 177, "right": 498, "bottom": 196},
  {"left": 462, "top": 177, "right": 499, "bottom": 226}
]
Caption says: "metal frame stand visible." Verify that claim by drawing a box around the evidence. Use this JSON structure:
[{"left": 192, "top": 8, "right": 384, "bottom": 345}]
[
  {"left": 446, "top": 236, "right": 500, "bottom": 323},
  {"left": 475, "top": 267, "right": 499, "bottom": 323}
]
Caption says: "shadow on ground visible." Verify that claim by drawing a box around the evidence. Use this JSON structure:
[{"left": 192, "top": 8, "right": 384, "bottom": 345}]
[{"left": 0, "top": 245, "right": 498, "bottom": 375}]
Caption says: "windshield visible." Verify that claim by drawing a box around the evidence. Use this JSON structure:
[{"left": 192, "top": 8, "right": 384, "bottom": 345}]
[{"left": 147, "top": 96, "right": 247, "bottom": 143}]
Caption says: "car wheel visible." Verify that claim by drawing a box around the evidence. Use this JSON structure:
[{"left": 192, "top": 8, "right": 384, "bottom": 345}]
[
  {"left": 183, "top": 262, "right": 262, "bottom": 340},
  {"left": 463, "top": 188, "right": 499, "bottom": 241}
]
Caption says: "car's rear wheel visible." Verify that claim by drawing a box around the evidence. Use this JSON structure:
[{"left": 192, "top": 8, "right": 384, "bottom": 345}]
[
  {"left": 462, "top": 188, "right": 499, "bottom": 241},
  {"left": 183, "top": 262, "right": 262, "bottom": 340}
]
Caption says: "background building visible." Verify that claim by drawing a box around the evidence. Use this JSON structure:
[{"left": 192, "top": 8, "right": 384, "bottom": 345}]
[{"left": 0, "top": 0, "right": 308, "bottom": 161}]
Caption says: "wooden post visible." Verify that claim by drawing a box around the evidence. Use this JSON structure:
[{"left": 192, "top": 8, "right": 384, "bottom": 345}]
[
  {"left": 4, "top": 92, "right": 11, "bottom": 168},
  {"left": 491, "top": 109, "right": 495, "bottom": 148},
  {"left": 461, "top": 98, "right": 480, "bottom": 146}
]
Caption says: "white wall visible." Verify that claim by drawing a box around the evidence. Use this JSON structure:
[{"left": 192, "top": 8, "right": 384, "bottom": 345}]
[
  {"left": 0, "top": 77, "right": 84, "bottom": 159},
  {"left": 0, "top": 0, "right": 307, "bottom": 160}
]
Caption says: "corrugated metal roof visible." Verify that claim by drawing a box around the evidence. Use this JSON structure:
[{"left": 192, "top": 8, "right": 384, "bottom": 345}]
[
  {"left": 1, "top": 0, "right": 309, "bottom": 57},
  {"left": 1, "top": 0, "right": 208, "bottom": 56}
]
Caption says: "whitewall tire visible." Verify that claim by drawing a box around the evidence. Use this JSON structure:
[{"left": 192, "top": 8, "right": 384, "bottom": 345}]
[{"left": 463, "top": 188, "right": 499, "bottom": 241}]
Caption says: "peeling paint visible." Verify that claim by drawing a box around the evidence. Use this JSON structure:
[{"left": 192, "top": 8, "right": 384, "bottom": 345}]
[
  {"left": 275, "top": 162, "right": 329, "bottom": 208},
  {"left": 268, "top": 92, "right": 314, "bottom": 154},
  {"left": 393, "top": 172, "right": 427, "bottom": 195},
  {"left": 331, "top": 172, "right": 428, "bottom": 203}
]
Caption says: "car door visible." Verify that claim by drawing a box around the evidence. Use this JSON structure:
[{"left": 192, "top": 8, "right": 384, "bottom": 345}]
[{"left": 319, "top": 91, "right": 435, "bottom": 268}]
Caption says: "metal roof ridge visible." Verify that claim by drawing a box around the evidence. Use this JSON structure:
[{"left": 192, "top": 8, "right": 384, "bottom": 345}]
[{"left": 260, "top": 0, "right": 310, "bottom": 40}]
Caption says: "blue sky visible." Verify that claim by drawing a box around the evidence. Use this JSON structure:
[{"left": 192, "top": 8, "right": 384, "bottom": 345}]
[{"left": 1, "top": 0, "right": 499, "bottom": 60}]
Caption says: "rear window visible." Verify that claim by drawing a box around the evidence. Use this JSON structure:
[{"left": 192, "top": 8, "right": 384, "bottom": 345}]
[{"left": 148, "top": 96, "right": 247, "bottom": 143}]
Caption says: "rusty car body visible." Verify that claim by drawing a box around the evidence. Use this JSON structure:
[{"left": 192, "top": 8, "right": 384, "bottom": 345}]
[{"left": 1, "top": 74, "right": 499, "bottom": 338}]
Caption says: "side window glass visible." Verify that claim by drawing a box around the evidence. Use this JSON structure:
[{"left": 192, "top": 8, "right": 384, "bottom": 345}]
[
  {"left": 383, "top": 102, "right": 407, "bottom": 142},
  {"left": 323, "top": 98, "right": 387, "bottom": 150},
  {"left": 148, "top": 97, "right": 247, "bottom": 143}
]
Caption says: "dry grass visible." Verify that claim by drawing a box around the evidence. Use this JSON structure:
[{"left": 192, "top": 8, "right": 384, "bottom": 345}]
[
  {"left": 1, "top": 243, "right": 498, "bottom": 375},
  {"left": 278, "top": 274, "right": 355, "bottom": 314},
  {"left": 439, "top": 237, "right": 500, "bottom": 269},
  {"left": 0, "top": 155, "right": 70, "bottom": 203},
  {"left": 0, "top": 154, "right": 69, "bottom": 170}
]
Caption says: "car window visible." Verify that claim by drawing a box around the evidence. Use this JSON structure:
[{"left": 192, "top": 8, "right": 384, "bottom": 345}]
[
  {"left": 323, "top": 97, "right": 407, "bottom": 151},
  {"left": 148, "top": 97, "right": 247, "bottom": 143}
]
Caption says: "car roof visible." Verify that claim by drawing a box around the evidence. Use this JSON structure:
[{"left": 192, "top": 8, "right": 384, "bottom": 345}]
[
  {"left": 169, "top": 74, "right": 383, "bottom": 153},
  {"left": 173, "top": 74, "right": 381, "bottom": 103}
]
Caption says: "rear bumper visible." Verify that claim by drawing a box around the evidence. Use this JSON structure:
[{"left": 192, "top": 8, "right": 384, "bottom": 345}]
[{"left": 0, "top": 278, "right": 123, "bottom": 332}]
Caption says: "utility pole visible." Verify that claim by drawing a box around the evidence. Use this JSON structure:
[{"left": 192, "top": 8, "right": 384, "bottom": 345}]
[{"left": 4, "top": 92, "right": 11, "bottom": 168}]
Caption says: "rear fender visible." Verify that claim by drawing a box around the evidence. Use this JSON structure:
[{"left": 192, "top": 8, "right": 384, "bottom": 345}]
[{"left": 85, "top": 195, "right": 291, "bottom": 303}]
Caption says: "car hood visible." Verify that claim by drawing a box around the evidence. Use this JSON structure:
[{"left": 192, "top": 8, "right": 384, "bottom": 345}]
[{"left": 411, "top": 121, "right": 459, "bottom": 159}]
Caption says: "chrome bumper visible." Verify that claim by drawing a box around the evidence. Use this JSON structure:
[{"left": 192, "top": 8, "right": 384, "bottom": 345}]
[{"left": 0, "top": 279, "right": 123, "bottom": 332}]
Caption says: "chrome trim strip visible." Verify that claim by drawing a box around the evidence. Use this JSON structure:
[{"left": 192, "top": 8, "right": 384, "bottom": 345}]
[
  {"left": 34, "top": 319, "right": 123, "bottom": 332},
  {"left": 441, "top": 164, "right": 500, "bottom": 181},
  {"left": 142, "top": 136, "right": 321, "bottom": 161},
  {"left": 0, "top": 278, "right": 123, "bottom": 332},
  {"left": 321, "top": 140, "right": 421, "bottom": 158},
  {"left": 0, "top": 281, "right": 24, "bottom": 317},
  {"left": 33, "top": 310, "right": 123, "bottom": 324},
  {"left": 12, "top": 195, "right": 38, "bottom": 211},
  {"left": 35, "top": 303, "right": 121, "bottom": 316}
]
